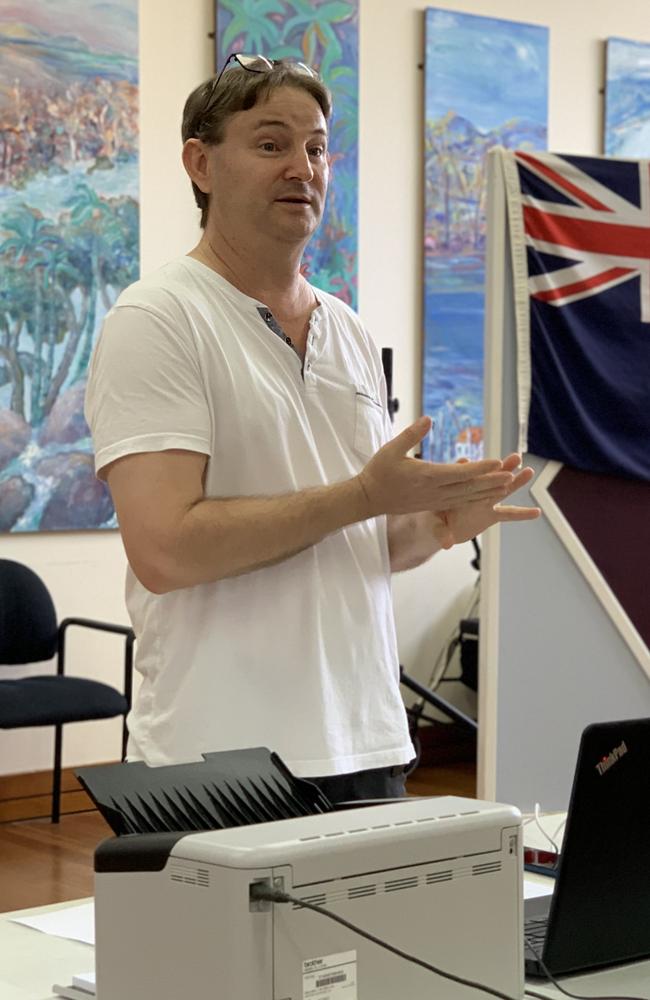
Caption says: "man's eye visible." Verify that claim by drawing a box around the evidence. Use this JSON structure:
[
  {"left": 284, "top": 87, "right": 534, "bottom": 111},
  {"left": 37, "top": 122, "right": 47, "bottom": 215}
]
[
  {"left": 260, "top": 141, "right": 278, "bottom": 152},
  {"left": 309, "top": 146, "right": 325, "bottom": 158}
]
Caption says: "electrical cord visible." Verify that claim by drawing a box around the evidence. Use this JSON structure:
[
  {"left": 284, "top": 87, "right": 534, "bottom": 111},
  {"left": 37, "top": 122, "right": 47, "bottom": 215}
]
[
  {"left": 523, "top": 936, "right": 648, "bottom": 1000},
  {"left": 422, "top": 576, "right": 480, "bottom": 694},
  {"left": 250, "top": 884, "right": 648, "bottom": 1000},
  {"left": 522, "top": 804, "right": 567, "bottom": 860},
  {"left": 251, "top": 882, "right": 519, "bottom": 1000}
]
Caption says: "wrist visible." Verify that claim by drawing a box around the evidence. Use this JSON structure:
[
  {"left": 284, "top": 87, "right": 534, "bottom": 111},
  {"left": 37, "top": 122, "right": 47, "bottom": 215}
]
[
  {"left": 429, "top": 512, "right": 454, "bottom": 550},
  {"left": 349, "top": 473, "right": 375, "bottom": 521}
]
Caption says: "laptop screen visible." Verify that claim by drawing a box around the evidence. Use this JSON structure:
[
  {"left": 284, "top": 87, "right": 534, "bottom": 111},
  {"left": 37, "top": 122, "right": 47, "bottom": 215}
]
[{"left": 542, "top": 717, "right": 650, "bottom": 976}]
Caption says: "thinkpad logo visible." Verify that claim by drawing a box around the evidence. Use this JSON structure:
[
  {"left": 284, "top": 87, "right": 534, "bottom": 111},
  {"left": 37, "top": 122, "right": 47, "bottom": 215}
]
[{"left": 595, "top": 740, "right": 628, "bottom": 776}]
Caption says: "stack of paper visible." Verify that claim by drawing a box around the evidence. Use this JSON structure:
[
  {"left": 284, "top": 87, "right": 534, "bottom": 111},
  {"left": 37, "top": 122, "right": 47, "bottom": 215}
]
[{"left": 53, "top": 971, "right": 95, "bottom": 999}]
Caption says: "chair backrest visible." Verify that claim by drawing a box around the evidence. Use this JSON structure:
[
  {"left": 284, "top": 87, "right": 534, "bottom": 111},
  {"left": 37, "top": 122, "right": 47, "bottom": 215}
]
[{"left": 0, "top": 560, "right": 58, "bottom": 665}]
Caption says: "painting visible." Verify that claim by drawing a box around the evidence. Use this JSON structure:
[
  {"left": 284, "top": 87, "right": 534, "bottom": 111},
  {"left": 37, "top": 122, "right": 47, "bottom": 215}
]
[
  {"left": 605, "top": 37, "right": 650, "bottom": 157},
  {"left": 423, "top": 9, "right": 548, "bottom": 461},
  {"left": 0, "top": 0, "right": 138, "bottom": 532},
  {"left": 215, "top": 0, "right": 358, "bottom": 307}
]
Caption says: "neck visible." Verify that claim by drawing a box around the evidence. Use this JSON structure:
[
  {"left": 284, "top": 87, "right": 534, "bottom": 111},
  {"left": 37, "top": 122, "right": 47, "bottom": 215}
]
[{"left": 193, "top": 226, "right": 309, "bottom": 306}]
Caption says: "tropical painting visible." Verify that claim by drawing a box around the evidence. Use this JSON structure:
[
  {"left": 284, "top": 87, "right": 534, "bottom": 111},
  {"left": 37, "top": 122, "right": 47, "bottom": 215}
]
[
  {"left": 605, "top": 37, "right": 650, "bottom": 156},
  {"left": 216, "top": 0, "right": 358, "bottom": 307},
  {"left": 0, "top": 0, "right": 138, "bottom": 532},
  {"left": 423, "top": 9, "right": 548, "bottom": 462}
]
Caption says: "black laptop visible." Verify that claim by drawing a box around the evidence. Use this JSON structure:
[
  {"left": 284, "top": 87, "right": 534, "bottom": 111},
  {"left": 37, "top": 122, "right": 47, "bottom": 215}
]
[{"left": 524, "top": 717, "right": 650, "bottom": 978}]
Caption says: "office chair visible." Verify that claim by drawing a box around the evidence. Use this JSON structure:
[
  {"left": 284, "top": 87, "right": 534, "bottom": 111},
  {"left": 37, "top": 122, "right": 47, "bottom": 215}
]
[{"left": 0, "top": 559, "right": 134, "bottom": 823}]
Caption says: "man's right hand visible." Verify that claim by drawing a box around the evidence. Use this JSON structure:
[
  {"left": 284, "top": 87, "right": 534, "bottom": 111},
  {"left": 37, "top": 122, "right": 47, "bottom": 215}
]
[{"left": 356, "top": 415, "right": 514, "bottom": 517}]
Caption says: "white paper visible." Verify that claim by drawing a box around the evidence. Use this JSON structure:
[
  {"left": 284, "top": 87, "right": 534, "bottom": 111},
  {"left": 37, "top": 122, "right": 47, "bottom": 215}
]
[
  {"left": 72, "top": 971, "right": 96, "bottom": 992},
  {"left": 11, "top": 900, "right": 95, "bottom": 945},
  {"left": 524, "top": 878, "right": 554, "bottom": 900},
  {"left": 53, "top": 983, "right": 95, "bottom": 1000}
]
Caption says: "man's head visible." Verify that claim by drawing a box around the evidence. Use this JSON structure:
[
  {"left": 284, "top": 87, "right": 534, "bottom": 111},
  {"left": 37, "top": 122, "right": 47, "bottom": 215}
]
[{"left": 181, "top": 61, "right": 332, "bottom": 239}]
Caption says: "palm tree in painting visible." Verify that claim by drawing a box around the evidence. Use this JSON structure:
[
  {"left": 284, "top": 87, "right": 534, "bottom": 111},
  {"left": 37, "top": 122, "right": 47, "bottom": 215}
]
[
  {"left": 219, "top": 0, "right": 286, "bottom": 54},
  {"left": 64, "top": 182, "right": 117, "bottom": 383},
  {"left": 0, "top": 258, "right": 33, "bottom": 420},
  {"left": 217, "top": 0, "right": 358, "bottom": 306},
  {"left": 0, "top": 206, "right": 61, "bottom": 423}
]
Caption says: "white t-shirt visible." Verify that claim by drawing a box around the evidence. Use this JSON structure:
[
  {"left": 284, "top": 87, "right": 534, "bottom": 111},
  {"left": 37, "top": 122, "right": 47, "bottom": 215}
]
[{"left": 85, "top": 256, "right": 414, "bottom": 776}]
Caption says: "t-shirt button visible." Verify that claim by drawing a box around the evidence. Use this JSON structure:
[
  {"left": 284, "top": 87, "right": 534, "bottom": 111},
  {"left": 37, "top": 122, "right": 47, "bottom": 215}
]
[
  {"left": 265, "top": 311, "right": 272, "bottom": 321},
  {"left": 306, "top": 362, "right": 312, "bottom": 371}
]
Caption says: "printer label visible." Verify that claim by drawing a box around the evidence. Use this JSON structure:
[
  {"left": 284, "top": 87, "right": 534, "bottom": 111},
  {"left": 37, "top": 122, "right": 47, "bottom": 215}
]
[{"left": 303, "top": 949, "right": 357, "bottom": 999}]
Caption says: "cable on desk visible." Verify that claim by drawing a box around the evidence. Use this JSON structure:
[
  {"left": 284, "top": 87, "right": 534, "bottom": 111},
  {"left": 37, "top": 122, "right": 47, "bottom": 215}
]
[
  {"left": 522, "top": 804, "right": 565, "bottom": 860},
  {"left": 250, "top": 886, "right": 648, "bottom": 1000},
  {"left": 524, "top": 936, "right": 648, "bottom": 1000},
  {"left": 252, "top": 883, "right": 521, "bottom": 1000}
]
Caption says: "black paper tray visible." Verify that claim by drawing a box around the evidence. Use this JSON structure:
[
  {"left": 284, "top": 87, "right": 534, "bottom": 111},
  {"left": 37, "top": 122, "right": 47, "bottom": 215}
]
[{"left": 76, "top": 746, "right": 334, "bottom": 836}]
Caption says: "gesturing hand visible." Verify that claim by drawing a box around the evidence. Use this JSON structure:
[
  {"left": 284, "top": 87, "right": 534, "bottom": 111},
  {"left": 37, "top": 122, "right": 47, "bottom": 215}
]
[
  {"left": 432, "top": 453, "right": 541, "bottom": 549},
  {"left": 357, "top": 416, "right": 516, "bottom": 518}
]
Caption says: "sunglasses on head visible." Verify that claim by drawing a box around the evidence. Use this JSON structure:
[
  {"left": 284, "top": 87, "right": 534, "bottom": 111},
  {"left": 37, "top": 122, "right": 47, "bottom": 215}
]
[{"left": 202, "top": 53, "right": 319, "bottom": 119}]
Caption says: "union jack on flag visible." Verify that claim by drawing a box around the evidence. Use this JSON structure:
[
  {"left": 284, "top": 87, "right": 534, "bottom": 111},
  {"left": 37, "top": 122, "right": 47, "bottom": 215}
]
[{"left": 501, "top": 149, "right": 650, "bottom": 481}]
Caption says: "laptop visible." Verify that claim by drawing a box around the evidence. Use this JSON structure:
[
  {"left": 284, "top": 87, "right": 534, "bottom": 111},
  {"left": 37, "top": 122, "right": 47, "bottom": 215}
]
[{"left": 524, "top": 717, "right": 650, "bottom": 978}]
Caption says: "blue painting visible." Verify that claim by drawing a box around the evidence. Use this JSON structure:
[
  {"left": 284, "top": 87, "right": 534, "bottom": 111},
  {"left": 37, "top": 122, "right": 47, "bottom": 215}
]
[
  {"left": 423, "top": 9, "right": 548, "bottom": 461},
  {"left": 605, "top": 37, "right": 650, "bottom": 157},
  {"left": 0, "top": 0, "right": 138, "bottom": 532},
  {"left": 215, "top": 0, "right": 358, "bottom": 307}
]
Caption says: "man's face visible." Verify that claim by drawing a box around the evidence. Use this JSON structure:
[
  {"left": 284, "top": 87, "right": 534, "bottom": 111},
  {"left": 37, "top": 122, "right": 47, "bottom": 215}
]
[{"left": 206, "top": 85, "right": 329, "bottom": 246}]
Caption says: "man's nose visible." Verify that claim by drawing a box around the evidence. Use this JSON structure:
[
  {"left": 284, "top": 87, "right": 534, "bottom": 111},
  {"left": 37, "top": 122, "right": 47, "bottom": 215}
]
[{"left": 284, "top": 146, "right": 314, "bottom": 181}]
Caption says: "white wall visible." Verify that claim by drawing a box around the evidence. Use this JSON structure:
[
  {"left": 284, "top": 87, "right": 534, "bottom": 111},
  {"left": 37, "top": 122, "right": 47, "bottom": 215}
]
[{"left": 2, "top": 0, "right": 649, "bottom": 775}]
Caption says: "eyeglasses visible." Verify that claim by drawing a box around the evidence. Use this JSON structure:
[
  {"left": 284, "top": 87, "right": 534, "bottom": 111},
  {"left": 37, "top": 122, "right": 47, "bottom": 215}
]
[{"left": 203, "top": 53, "right": 318, "bottom": 118}]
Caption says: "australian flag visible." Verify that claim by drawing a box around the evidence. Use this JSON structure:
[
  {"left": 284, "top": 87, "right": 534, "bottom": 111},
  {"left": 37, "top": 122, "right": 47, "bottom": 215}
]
[{"left": 507, "top": 150, "right": 650, "bottom": 482}]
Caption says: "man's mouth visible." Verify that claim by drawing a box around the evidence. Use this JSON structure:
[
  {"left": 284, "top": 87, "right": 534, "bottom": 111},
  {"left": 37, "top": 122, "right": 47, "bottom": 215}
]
[{"left": 276, "top": 196, "right": 311, "bottom": 204}]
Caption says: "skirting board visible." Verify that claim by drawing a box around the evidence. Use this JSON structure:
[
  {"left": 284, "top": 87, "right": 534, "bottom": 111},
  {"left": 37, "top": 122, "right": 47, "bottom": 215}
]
[{"left": 0, "top": 767, "right": 97, "bottom": 823}]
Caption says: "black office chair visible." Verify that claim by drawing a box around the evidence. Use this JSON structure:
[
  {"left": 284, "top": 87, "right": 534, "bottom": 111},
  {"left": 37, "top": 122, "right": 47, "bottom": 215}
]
[{"left": 0, "top": 559, "right": 134, "bottom": 823}]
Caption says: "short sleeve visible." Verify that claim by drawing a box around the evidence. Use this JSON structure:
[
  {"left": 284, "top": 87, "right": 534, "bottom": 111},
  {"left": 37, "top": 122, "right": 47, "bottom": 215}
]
[{"left": 85, "top": 302, "right": 211, "bottom": 479}]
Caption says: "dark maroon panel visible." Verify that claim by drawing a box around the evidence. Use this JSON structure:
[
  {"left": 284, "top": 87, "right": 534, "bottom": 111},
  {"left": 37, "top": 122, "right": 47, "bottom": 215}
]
[{"left": 548, "top": 465, "right": 650, "bottom": 648}]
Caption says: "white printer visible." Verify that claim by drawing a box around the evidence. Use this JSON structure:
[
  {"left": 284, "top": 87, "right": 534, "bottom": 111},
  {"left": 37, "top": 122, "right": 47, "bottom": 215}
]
[{"left": 94, "top": 795, "right": 523, "bottom": 999}]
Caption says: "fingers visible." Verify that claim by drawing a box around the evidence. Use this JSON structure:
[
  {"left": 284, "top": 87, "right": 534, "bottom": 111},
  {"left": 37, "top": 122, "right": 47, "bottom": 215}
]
[
  {"left": 432, "top": 469, "right": 514, "bottom": 500},
  {"left": 500, "top": 453, "right": 523, "bottom": 472},
  {"left": 494, "top": 504, "right": 542, "bottom": 522},
  {"left": 389, "top": 416, "right": 432, "bottom": 455},
  {"left": 504, "top": 466, "right": 535, "bottom": 495}
]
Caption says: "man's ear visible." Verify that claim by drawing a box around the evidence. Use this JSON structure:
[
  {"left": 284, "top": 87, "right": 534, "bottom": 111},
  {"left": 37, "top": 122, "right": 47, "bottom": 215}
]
[{"left": 182, "top": 138, "right": 212, "bottom": 194}]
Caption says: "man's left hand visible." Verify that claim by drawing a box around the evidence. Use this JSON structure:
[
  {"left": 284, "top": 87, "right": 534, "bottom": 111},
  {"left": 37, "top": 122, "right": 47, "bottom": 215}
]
[{"left": 433, "top": 453, "right": 541, "bottom": 549}]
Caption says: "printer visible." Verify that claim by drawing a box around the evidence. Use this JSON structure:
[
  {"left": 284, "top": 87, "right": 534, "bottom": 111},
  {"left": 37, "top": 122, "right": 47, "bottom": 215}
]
[{"left": 94, "top": 794, "right": 524, "bottom": 999}]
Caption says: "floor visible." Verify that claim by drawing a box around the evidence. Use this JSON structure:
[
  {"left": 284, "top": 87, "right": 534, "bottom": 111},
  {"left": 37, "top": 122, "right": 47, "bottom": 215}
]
[{"left": 0, "top": 760, "right": 476, "bottom": 913}]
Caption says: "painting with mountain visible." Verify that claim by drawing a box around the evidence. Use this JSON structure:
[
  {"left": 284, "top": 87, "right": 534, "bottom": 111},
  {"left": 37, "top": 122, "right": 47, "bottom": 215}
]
[
  {"left": 0, "top": 0, "right": 137, "bottom": 532},
  {"left": 605, "top": 37, "right": 650, "bottom": 156},
  {"left": 423, "top": 9, "right": 548, "bottom": 462},
  {"left": 216, "top": 0, "right": 358, "bottom": 307}
]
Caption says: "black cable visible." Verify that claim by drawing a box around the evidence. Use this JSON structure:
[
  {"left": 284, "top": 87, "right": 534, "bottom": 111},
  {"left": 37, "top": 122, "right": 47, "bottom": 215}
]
[
  {"left": 251, "top": 886, "right": 648, "bottom": 1000},
  {"left": 523, "top": 936, "right": 648, "bottom": 1000},
  {"left": 253, "top": 884, "right": 518, "bottom": 1000},
  {"left": 253, "top": 884, "right": 518, "bottom": 999}
]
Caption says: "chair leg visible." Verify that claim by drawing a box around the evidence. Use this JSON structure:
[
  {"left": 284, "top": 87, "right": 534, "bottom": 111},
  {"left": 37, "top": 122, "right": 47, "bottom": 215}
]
[
  {"left": 121, "top": 713, "right": 129, "bottom": 762},
  {"left": 52, "top": 724, "right": 63, "bottom": 823}
]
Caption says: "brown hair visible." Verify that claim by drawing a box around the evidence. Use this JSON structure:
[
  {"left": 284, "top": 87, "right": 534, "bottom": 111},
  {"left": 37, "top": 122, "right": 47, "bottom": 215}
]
[{"left": 182, "top": 63, "right": 332, "bottom": 228}]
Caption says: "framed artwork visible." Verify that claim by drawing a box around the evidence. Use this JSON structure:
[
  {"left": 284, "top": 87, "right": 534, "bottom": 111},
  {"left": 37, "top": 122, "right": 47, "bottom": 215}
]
[
  {"left": 0, "top": 0, "right": 138, "bottom": 532},
  {"left": 605, "top": 37, "right": 650, "bottom": 157},
  {"left": 422, "top": 8, "right": 548, "bottom": 461},
  {"left": 215, "top": 0, "right": 358, "bottom": 307}
]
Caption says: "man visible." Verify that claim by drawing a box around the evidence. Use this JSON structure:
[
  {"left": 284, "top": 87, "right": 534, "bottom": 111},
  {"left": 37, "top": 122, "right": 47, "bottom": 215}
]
[{"left": 85, "top": 58, "right": 540, "bottom": 803}]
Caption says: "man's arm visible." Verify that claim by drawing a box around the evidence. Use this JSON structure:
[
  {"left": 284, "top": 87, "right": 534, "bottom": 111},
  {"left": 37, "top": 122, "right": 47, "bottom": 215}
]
[
  {"left": 106, "top": 416, "right": 515, "bottom": 593},
  {"left": 387, "top": 454, "right": 541, "bottom": 572}
]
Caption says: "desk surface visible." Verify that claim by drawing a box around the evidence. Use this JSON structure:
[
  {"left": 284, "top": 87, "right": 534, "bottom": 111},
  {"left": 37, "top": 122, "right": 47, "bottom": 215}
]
[
  {"left": 2, "top": 896, "right": 649, "bottom": 1000},
  {"left": 0, "top": 899, "right": 93, "bottom": 1000}
]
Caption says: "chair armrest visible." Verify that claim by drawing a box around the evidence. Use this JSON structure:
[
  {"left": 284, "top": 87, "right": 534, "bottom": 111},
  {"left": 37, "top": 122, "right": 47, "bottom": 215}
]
[{"left": 57, "top": 617, "right": 135, "bottom": 709}]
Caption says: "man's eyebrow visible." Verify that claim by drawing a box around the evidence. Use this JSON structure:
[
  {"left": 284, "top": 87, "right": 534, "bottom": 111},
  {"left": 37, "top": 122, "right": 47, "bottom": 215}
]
[{"left": 251, "top": 118, "right": 328, "bottom": 137}]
